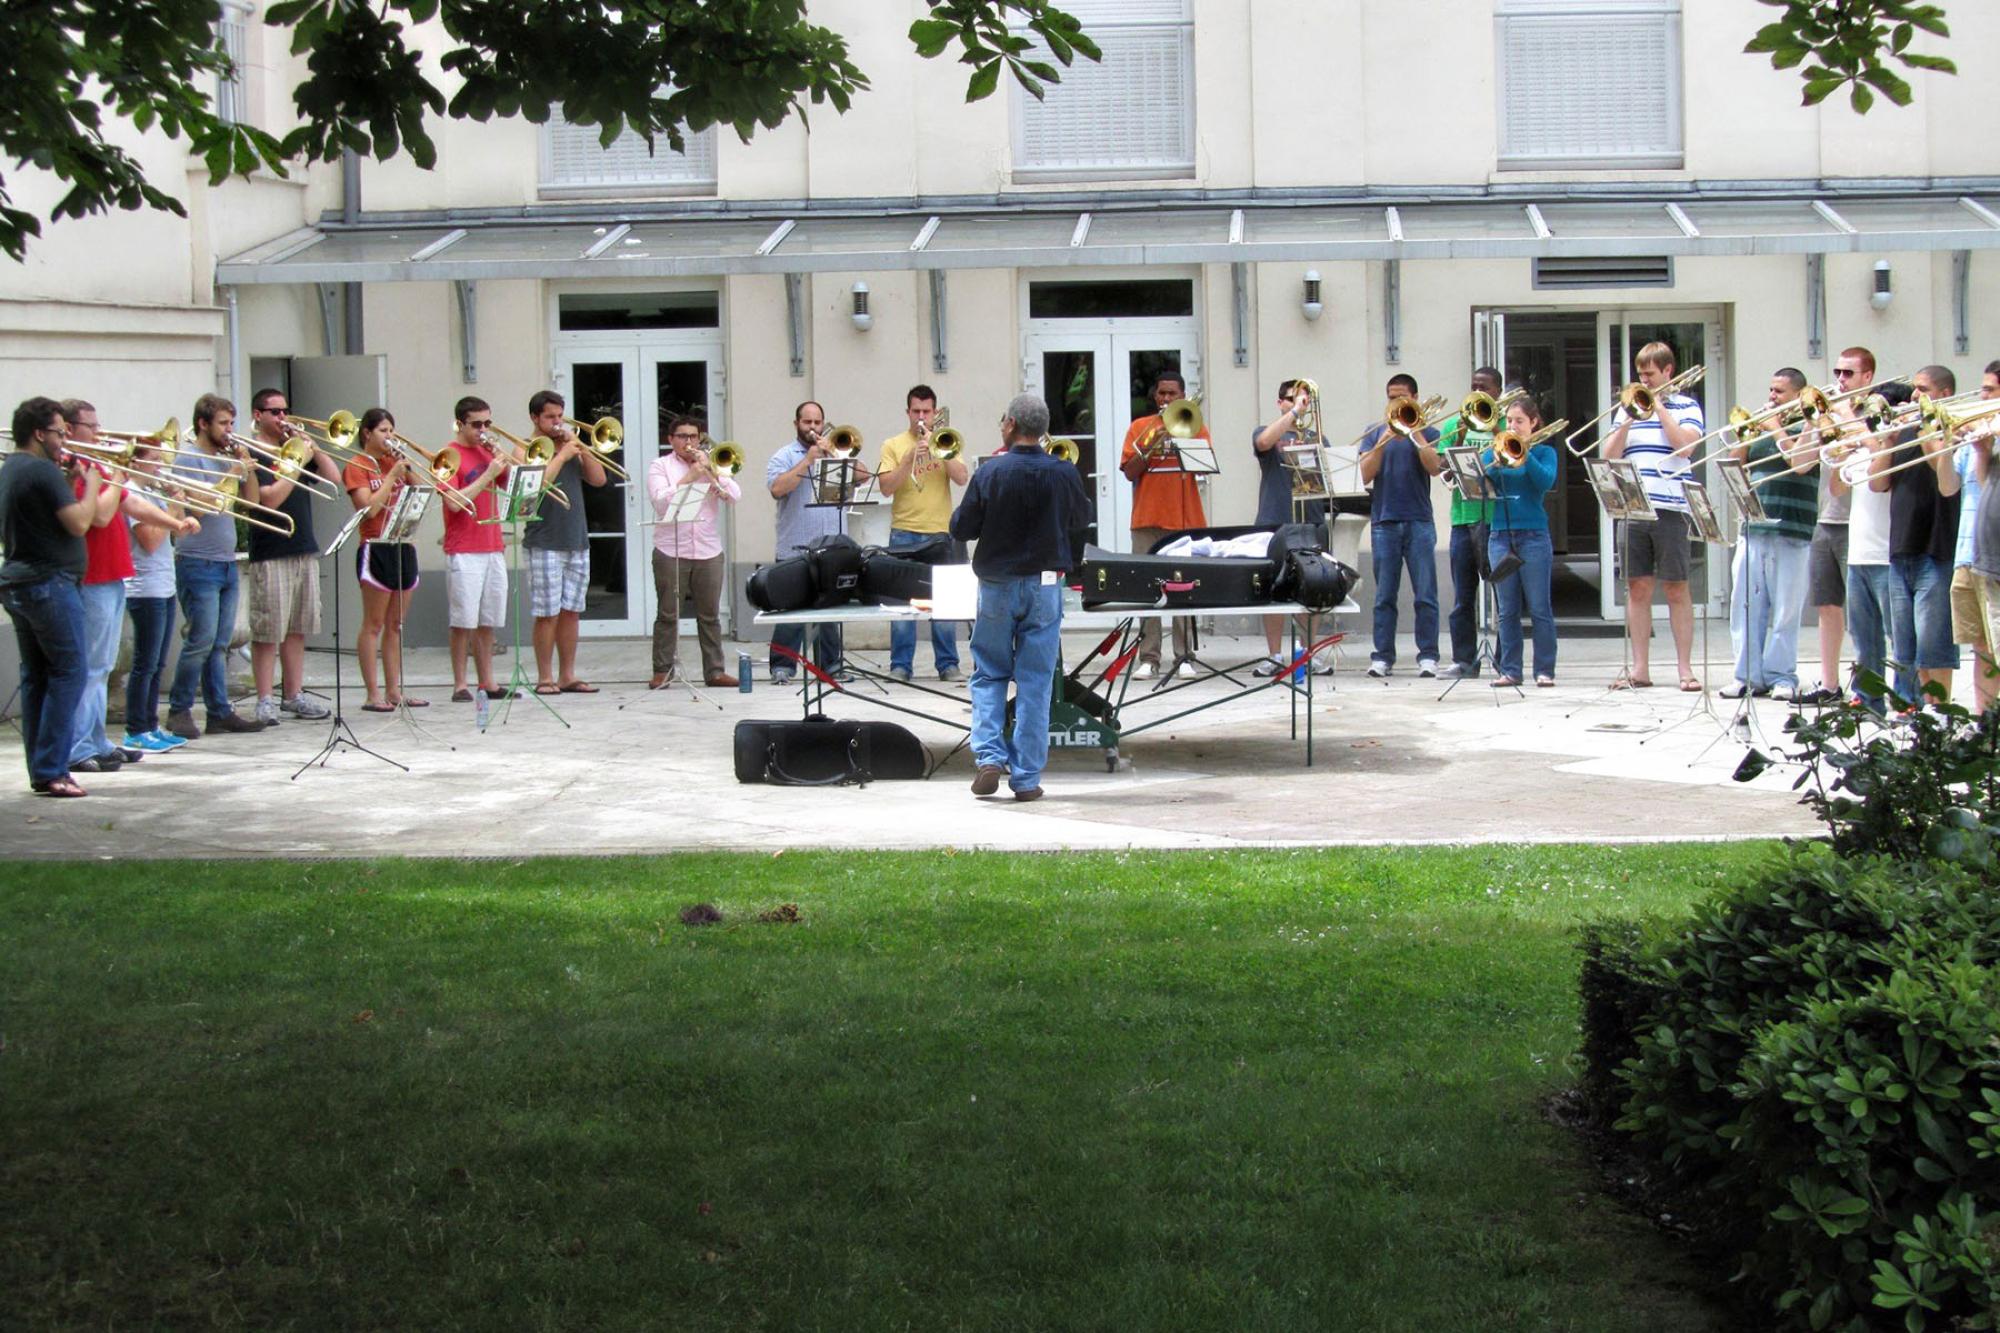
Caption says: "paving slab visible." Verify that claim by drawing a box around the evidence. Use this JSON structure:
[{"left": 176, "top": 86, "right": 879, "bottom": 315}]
[{"left": 0, "top": 631, "right": 1826, "bottom": 859}]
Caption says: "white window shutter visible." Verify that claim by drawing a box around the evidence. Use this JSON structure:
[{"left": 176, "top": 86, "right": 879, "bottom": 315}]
[
  {"left": 1496, "top": 7, "right": 1683, "bottom": 168},
  {"left": 541, "top": 106, "right": 717, "bottom": 193},
  {"left": 1013, "top": 3, "right": 1194, "bottom": 179}
]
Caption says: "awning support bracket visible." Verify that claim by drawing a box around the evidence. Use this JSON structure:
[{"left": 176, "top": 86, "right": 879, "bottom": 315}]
[
  {"left": 454, "top": 279, "right": 478, "bottom": 383},
  {"left": 1231, "top": 262, "right": 1248, "bottom": 368},
  {"left": 1806, "top": 254, "right": 1826, "bottom": 362},
  {"left": 1953, "top": 250, "right": 1971, "bottom": 355},
  {"left": 929, "top": 269, "right": 949, "bottom": 374},
  {"left": 1384, "top": 259, "right": 1402, "bottom": 365},
  {"left": 316, "top": 283, "right": 341, "bottom": 358},
  {"left": 785, "top": 273, "right": 806, "bottom": 378}
]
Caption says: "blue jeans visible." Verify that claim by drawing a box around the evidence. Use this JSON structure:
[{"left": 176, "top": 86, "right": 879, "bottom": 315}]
[
  {"left": 1447, "top": 523, "right": 1481, "bottom": 672},
  {"left": 1847, "top": 563, "right": 1915, "bottom": 706},
  {"left": 1894, "top": 553, "right": 1958, "bottom": 671},
  {"left": 169, "top": 557, "right": 240, "bottom": 717},
  {"left": 969, "top": 577, "right": 1063, "bottom": 793},
  {"left": 1, "top": 573, "right": 88, "bottom": 785},
  {"left": 1735, "top": 532, "right": 1810, "bottom": 692},
  {"left": 887, "top": 528, "right": 960, "bottom": 674},
  {"left": 769, "top": 620, "right": 841, "bottom": 676},
  {"left": 69, "top": 580, "right": 126, "bottom": 763},
  {"left": 125, "top": 595, "right": 176, "bottom": 734},
  {"left": 1489, "top": 528, "right": 1556, "bottom": 681},
  {"left": 1370, "top": 519, "right": 1440, "bottom": 665}
]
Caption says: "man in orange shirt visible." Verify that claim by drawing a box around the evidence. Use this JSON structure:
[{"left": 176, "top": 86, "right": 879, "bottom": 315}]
[{"left": 1120, "top": 372, "right": 1208, "bottom": 679}]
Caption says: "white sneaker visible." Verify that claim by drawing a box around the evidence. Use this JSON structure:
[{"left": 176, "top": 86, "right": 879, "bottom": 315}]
[
  {"left": 253, "top": 696, "right": 282, "bottom": 726},
  {"left": 1252, "top": 656, "right": 1286, "bottom": 678},
  {"left": 1311, "top": 657, "right": 1337, "bottom": 676},
  {"left": 1769, "top": 683, "right": 1799, "bottom": 702},
  {"left": 1417, "top": 659, "right": 1439, "bottom": 678},
  {"left": 1176, "top": 661, "right": 1199, "bottom": 679},
  {"left": 1719, "top": 680, "right": 1748, "bottom": 700},
  {"left": 1133, "top": 662, "right": 1158, "bottom": 680},
  {"left": 1366, "top": 660, "right": 1391, "bottom": 678},
  {"left": 285, "top": 693, "right": 331, "bottom": 720}
]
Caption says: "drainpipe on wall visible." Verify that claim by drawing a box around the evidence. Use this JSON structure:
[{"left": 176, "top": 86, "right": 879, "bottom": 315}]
[{"left": 341, "top": 148, "right": 364, "bottom": 354}]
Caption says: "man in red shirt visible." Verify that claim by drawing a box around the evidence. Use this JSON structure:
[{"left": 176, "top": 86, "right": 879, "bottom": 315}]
[
  {"left": 60, "top": 399, "right": 196, "bottom": 770},
  {"left": 440, "top": 396, "right": 514, "bottom": 702},
  {"left": 1119, "top": 372, "right": 1209, "bottom": 679}
]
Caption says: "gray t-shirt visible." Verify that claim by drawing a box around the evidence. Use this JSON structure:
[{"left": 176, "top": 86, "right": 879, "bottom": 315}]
[
  {"left": 1974, "top": 461, "right": 2000, "bottom": 582},
  {"left": 767, "top": 439, "right": 846, "bottom": 558},
  {"left": 170, "top": 449, "right": 240, "bottom": 562},
  {"left": 1816, "top": 456, "right": 1851, "bottom": 525},
  {"left": 521, "top": 460, "right": 589, "bottom": 550},
  {"left": 124, "top": 486, "right": 178, "bottom": 599}
]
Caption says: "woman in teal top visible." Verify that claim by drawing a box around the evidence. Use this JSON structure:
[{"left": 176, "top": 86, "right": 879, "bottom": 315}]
[{"left": 1482, "top": 398, "right": 1560, "bottom": 687}]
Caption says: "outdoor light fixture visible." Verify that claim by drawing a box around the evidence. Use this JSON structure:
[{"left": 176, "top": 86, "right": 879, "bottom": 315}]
[
  {"left": 1301, "top": 269, "right": 1323, "bottom": 322},
  {"left": 1871, "top": 259, "right": 1893, "bottom": 311},
  {"left": 850, "top": 281, "right": 873, "bottom": 331}
]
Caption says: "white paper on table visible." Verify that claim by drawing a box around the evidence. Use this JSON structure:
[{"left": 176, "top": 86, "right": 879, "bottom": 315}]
[{"left": 929, "top": 564, "right": 979, "bottom": 620}]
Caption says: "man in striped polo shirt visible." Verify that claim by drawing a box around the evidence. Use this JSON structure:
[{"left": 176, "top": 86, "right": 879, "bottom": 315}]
[
  {"left": 1603, "top": 342, "right": 1706, "bottom": 690},
  {"left": 1723, "top": 367, "right": 1815, "bottom": 700}
]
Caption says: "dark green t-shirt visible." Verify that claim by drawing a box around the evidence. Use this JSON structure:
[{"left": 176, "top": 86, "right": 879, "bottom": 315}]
[
  {"left": 0, "top": 450, "right": 85, "bottom": 585},
  {"left": 1743, "top": 430, "right": 1817, "bottom": 542}
]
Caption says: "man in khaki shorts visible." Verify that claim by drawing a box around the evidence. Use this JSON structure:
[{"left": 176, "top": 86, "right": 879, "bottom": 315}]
[{"left": 244, "top": 388, "right": 343, "bottom": 725}]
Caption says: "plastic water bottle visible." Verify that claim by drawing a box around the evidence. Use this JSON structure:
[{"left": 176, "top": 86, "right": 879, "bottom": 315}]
[
  {"left": 737, "top": 651, "right": 752, "bottom": 693},
  {"left": 475, "top": 687, "right": 490, "bottom": 730}
]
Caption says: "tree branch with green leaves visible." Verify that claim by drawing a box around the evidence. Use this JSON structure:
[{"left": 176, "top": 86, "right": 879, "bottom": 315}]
[
  {"left": 1746, "top": 0, "right": 1956, "bottom": 114},
  {"left": 0, "top": 1, "right": 1098, "bottom": 262}
]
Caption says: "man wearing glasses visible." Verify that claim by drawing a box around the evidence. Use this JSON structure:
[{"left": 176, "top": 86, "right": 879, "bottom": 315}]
[
  {"left": 244, "top": 387, "right": 344, "bottom": 726},
  {"left": 439, "top": 397, "right": 516, "bottom": 702},
  {"left": 1800, "top": 347, "right": 1874, "bottom": 703},
  {"left": 648, "top": 416, "right": 739, "bottom": 688}
]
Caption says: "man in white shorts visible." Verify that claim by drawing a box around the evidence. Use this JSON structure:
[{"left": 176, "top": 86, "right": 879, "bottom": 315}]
[{"left": 441, "top": 396, "right": 515, "bottom": 701}]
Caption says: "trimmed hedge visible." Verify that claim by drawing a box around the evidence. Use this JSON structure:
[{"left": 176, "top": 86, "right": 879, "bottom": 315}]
[{"left": 1588, "top": 847, "right": 2000, "bottom": 1331}]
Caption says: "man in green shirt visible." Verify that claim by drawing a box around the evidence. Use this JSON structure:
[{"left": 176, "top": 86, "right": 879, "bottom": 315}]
[
  {"left": 1433, "top": 367, "right": 1502, "bottom": 678},
  {"left": 1723, "top": 368, "right": 1815, "bottom": 700}
]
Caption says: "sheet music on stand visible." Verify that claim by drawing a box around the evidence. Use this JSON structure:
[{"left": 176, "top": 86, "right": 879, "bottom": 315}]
[
  {"left": 379, "top": 485, "right": 435, "bottom": 543},
  {"left": 1715, "top": 458, "right": 1768, "bottom": 525},
  {"left": 1281, "top": 441, "right": 1327, "bottom": 501},
  {"left": 809, "top": 455, "right": 866, "bottom": 507},
  {"left": 1443, "top": 447, "right": 1498, "bottom": 502},
  {"left": 1681, "top": 480, "right": 1728, "bottom": 544},
  {"left": 501, "top": 463, "right": 546, "bottom": 518},
  {"left": 1584, "top": 458, "right": 1656, "bottom": 521},
  {"left": 1169, "top": 436, "right": 1221, "bottom": 477},
  {"left": 323, "top": 501, "right": 372, "bottom": 557},
  {"left": 639, "top": 478, "right": 713, "bottom": 528}
]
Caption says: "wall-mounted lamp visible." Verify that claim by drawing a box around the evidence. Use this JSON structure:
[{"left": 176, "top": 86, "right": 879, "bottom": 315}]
[
  {"left": 851, "top": 281, "right": 873, "bottom": 332},
  {"left": 1870, "top": 259, "right": 1893, "bottom": 312},
  {"left": 1301, "top": 269, "right": 1323, "bottom": 322}
]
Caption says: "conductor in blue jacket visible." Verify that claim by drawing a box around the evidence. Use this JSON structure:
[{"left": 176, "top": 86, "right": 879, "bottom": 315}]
[
  {"left": 1482, "top": 396, "right": 1561, "bottom": 687},
  {"left": 950, "top": 394, "right": 1091, "bottom": 802}
]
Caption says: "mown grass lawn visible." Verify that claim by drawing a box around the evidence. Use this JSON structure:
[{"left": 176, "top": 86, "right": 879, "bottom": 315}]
[{"left": 1, "top": 845, "right": 1771, "bottom": 1330}]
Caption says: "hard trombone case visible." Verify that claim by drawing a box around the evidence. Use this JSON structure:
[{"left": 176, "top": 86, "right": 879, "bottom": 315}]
[
  {"left": 1076, "top": 523, "right": 1323, "bottom": 610},
  {"left": 733, "top": 715, "right": 928, "bottom": 786},
  {"left": 857, "top": 548, "right": 934, "bottom": 605}
]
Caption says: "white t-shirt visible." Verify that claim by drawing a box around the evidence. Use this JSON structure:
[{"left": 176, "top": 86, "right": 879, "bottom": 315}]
[
  {"left": 1846, "top": 476, "right": 1892, "bottom": 566},
  {"left": 1618, "top": 392, "right": 1705, "bottom": 513}
]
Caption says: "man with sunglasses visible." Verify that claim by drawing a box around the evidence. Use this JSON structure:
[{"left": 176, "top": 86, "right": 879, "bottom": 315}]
[
  {"left": 441, "top": 396, "right": 515, "bottom": 703},
  {"left": 1800, "top": 347, "right": 1873, "bottom": 703},
  {"left": 244, "top": 388, "right": 344, "bottom": 726}
]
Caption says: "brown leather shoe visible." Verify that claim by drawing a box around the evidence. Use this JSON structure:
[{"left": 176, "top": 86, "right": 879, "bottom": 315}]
[
  {"left": 648, "top": 674, "right": 670, "bottom": 690},
  {"left": 1013, "top": 787, "right": 1044, "bottom": 803},
  {"left": 705, "top": 672, "right": 739, "bottom": 688},
  {"left": 970, "top": 764, "right": 1004, "bottom": 796}
]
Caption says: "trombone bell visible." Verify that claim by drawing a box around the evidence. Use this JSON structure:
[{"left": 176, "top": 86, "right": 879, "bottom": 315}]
[
  {"left": 1048, "top": 437, "right": 1081, "bottom": 465},
  {"left": 708, "top": 441, "right": 744, "bottom": 475}
]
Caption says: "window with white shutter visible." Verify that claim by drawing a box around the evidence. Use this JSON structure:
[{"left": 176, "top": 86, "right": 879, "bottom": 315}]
[
  {"left": 214, "top": 1, "right": 253, "bottom": 127},
  {"left": 540, "top": 106, "right": 717, "bottom": 198},
  {"left": 1012, "top": 0, "right": 1195, "bottom": 181},
  {"left": 1495, "top": 0, "right": 1683, "bottom": 170}
]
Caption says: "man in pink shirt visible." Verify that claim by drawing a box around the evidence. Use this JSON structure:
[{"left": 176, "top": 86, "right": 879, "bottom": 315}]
[
  {"left": 440, "top": 396, "right": 514, "bottom": 702},
  {"left": 648, "top": 415, "right": 740, "bottom": 688}
]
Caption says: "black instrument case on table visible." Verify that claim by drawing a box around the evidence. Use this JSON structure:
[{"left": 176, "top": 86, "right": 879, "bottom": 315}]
[{"left": 1077, "top": 523, "right": 1323, "bottom": 610}]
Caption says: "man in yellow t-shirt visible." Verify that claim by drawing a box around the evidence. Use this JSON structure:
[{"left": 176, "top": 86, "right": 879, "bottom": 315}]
[
  {"left": 1119, "top": 371, "right": 1210, "bottom": 679},
  {"left": 876, "top": 384, "right": 971, "bottom": 682}
]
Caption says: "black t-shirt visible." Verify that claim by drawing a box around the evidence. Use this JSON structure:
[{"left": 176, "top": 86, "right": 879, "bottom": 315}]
[
  {"left": 1887, "top": 439, "right": 1959, "bottom": 563},
  {"left": 245, "top": 460, "right": 321, "bottom": 561},
  {"left": 0, "top": 450, "right": 85, "bottom": 585}
]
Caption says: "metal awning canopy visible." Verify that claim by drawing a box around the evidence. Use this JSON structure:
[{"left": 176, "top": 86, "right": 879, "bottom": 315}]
[{"left": 217, "top": 188, "right": 2000, "bottom": 285}]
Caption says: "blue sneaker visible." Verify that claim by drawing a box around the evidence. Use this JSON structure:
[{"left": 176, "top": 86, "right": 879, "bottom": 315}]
[
  {"left": 144, "top": 728, "right": 189, "bottom": 750},
  {"left": 123, "top": 731, "right": 172, "bottom": 753}
]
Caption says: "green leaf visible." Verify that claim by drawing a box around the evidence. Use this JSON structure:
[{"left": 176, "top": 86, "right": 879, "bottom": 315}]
[
  {"left": 964, "top": 60, "right": 1001, "bottom": 103},
  {"left": 1744, "top": 21, "right": 1796, "bottom": 53},
  {"left": 908, "top": 18, "right": 956, "bottom": 58},
  {"left": 1850, "top": 83, "right": 1875, "bottom": 114},
  {"left": 1900, "top": 53, "right": 1957, "bottom": 73}
]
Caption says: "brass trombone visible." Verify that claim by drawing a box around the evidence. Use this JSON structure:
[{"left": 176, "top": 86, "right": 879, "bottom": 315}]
[
  {"left": 285, "top": 410, "right": 362, "bottom": 452},
  {"left": 88, "top": 444, "right": 299, "bottom": 537},
  {"left": 479, "top": 425, "right": 570, "bottom": 509},
  {"left": 563, "top": 414, "right": 628, "bottom": 480},
  {"left": 1490, "top": 418, "right": 1570, "bottom": 468},
  {"left": 1134, "top": 394, "right": 1206, "bottom": 462},
  {"left": 1562, "top": 365, "right": 1706, "bottom": 457},
  {"left": 706, "top": 440, "right": 744, "bottom": 475},
  {"left": 1459, "top": 386, "right": 1525, "bottom": 435},
  {"left": 1047, "top": 437, "right": 1081, "bottom": 465},
  {"left": 389, "top": 433, "right": 463, "bottom": 489},
  {"left": 1292, "top": 378, "right": 1322, "bottom": 442},
  {"left": 95, "top": 416, "right": 188, "bottom": 454},
  {"left": 824, "top": 423, "right": 864, "bottom": 456},
  {"left": 927, "top": 407, "right": 964, "bottom": 461}
]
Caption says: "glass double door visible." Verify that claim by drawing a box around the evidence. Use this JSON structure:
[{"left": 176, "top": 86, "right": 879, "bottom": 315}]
[
  {"left": 1022, "top": 328, "right": 1201, "bottom": 553},
  {"left": 552, "top": 341, "right": 727, "bottom": 637}
]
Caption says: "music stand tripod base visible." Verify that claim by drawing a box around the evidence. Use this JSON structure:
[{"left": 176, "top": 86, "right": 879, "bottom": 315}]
[
  {"left": 487, "top": 480, "right": 572, "bottom": 730},
  {"left": 295, "top": 509, "right": 410, "bottom": 779}
]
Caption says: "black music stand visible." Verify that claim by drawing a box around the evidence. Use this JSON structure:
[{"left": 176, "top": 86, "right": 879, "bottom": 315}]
[
  {"left": 377, "top": 485, "right": 454, "bottom": 749},
  {"left": 1644, "top": 478, "right": 1736, "bottom": 751},
  {"left": 1566, "top": 459, "right": 1657, "bottom": 725},
  {"left": 294, "top": 503, "right": 407, "bottom": 778}
]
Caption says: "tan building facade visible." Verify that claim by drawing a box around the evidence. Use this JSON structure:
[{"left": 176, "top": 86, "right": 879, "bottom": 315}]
[{"left": 5, "top": 0, "right": 1999, "bottom": 643}]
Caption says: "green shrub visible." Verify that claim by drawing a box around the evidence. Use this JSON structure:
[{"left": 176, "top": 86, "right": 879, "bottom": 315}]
[{"left": 1603, "top": 848, "right": 2000, "bottom": 1331}]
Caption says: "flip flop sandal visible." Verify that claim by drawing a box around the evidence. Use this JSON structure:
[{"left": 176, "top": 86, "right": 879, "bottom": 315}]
[
  {"left": 397, "top": 696, "right": 430, "bottom": 708},
  {"left": 32, "top": 777, "right": 88, "bottom": 798},
  {"left": 1609, "top": 674, "right": 1654, "bottom": 690},
  {"left": 451, "top": 688, "right": 474, "bottom": 703},
  {"left": 534, "top": 684, "right": 562, "bottom": 696},
  {"left": 1680, "top": 676, "right": 1704, "bottom": 692},
  {"left": 362, "top": 701, "right": 396, "bottom": 713},
  {"left": 559, "top": 681, "right": 599, "bottom": 693},
  {"left": 1536, "top": 676, "right": 1556, "bottom": 688}
]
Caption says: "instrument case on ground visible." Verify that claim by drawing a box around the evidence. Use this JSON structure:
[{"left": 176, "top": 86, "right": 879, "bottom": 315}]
[
  {"left": 733, "top": 715, "right": 928, "bottom": 786},
  {"left": 1077, "top": 523, "right": 1324, "bottom": 610}
]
